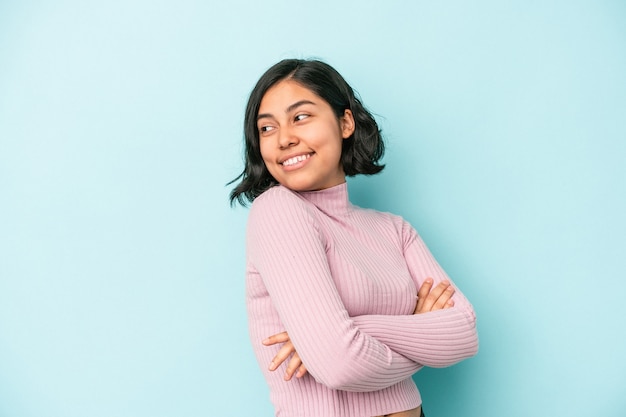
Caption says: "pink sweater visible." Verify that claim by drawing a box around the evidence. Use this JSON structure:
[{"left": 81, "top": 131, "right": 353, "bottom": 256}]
[{"left": 246, "top": 183, "right": 478, "bottom": 416}]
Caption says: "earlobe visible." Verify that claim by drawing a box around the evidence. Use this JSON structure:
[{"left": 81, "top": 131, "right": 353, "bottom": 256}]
[{"left": 341, "top": 109, "right": 356, "bottom": 139}]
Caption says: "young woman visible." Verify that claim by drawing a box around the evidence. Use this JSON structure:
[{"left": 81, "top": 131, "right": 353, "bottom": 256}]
[{"left": 230, "top": 59, "right": 478, "bottom": 417}]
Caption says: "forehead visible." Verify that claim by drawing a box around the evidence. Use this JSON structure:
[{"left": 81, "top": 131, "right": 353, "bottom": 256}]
[{"left": 258, "top": 80, "right": 320, "bottom": 112}]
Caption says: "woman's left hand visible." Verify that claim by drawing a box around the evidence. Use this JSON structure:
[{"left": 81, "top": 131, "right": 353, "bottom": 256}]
[
  {"left": 263, "top": 332, "right": 308, "bottom": 380},
  {"left": 414, "top": 277, "right": 455, "bottom": 314}
]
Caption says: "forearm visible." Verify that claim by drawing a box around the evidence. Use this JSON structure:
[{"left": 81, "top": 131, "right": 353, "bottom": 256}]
[{"left": 352, "top": 307, "right": 478, "bottom": 367}]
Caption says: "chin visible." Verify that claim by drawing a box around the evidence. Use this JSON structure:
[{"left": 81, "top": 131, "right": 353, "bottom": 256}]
[
  {"left": 278, "top": 178, "right": 318, "bottom": 192},
  {"left": 281, "top": 183, "right": 314, "bottom": 192}
]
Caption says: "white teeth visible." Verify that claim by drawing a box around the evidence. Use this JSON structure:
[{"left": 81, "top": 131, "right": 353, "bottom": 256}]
[{"left": 282, "top": 154, "right": 310, "bottom": 166}]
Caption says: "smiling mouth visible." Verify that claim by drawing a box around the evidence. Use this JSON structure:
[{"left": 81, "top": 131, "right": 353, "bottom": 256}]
[{"left": 281, "top": 153, "right": 312, "bottom": 166}]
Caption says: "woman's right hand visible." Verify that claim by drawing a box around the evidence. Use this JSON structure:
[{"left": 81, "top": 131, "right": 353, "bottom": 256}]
[
  {"left": 414, "top": 278, "right": 455, "bottom": 314},
  {"left": 263, "top": 332, "right": 308, "bottom": 381}
]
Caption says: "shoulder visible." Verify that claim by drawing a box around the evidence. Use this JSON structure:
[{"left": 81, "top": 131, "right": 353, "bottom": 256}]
[
  {"left": 248, "top": 185, "right": 318, "bottom": 229},
  {"left": 358, "top": 205, "right": 419, "bottom": 246},
  {"left": 250, "top": 185, "right": 311, "bottom": 215},
  {"left": 253, "top": 185, "right": 302, "bottom": 205},
  {"left": 246, "top": 186, "right": 326, "bottom": 255},
  {"left": 356, "top": 204, "right": 411, "bottom": 230}
]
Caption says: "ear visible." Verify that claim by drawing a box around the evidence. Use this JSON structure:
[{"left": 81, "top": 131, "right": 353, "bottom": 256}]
[{"left": 340, "top": 109, "right": 355, "bottom": 139}]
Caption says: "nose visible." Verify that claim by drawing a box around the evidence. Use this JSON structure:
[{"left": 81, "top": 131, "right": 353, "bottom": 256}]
[{"left": 277, "top": 126, "right": 298, "bottom": 149}]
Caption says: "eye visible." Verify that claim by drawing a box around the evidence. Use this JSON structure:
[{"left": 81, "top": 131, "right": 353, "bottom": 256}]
[
  {"left": 294, "top": 113, "right": 309, "bottom": 122},
  {"left": 259, "top": 125, "right": 276, "bottom": 134}
]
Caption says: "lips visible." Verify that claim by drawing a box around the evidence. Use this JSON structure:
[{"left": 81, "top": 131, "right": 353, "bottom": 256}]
[{"left": 281, "top": 153, "right": 312, "bottom": 166}]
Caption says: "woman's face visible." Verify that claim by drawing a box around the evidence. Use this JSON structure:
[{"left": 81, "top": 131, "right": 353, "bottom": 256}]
[{"left": 257, "top": 80, "right": 355, "bottom": 192}]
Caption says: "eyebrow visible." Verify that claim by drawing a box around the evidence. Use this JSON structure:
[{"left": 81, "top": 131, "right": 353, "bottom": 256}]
[{"left": 257, "top": 100, "right": 316, "bottom": 121}]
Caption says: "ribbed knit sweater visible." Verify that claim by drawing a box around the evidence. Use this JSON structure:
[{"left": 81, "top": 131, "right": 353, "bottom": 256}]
[{"left": 246, "top": 183, "right": 478, "bottom": 417}]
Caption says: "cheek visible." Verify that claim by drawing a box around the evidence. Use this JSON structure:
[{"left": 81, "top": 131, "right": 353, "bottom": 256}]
[{"left": 259, "top": 143, "right": 280, "bottom": 177}]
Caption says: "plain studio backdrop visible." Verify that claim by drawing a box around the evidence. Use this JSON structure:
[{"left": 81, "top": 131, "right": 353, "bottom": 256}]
[{"left": 1, "top": 1, "right": 624, "bottom": 416}]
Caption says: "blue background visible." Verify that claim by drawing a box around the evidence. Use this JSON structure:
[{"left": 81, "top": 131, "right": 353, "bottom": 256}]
[{"left": 1, "top": 1, "right": 625, "bottom": 416}]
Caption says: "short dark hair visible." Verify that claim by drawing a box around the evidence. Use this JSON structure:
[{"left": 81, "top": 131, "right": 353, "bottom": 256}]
[{"left": 229, "top": 59, "right": 385, "bottom": 206}]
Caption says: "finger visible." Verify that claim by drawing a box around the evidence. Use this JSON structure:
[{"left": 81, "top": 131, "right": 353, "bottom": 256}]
[
  {"left": 263, "top": 331, "right": 290, "bottom": 346},
  {"left": 421, "top": 281, "right": 451, "bottom": 312},
  {"left": 444, "top": 299, "right": 455, "bottom": 309},
  {"left": 284, "top": 352, "right": 302, "bottom": 381},
  {"left": 416, "top": 278, "right": 434, "bottom": 312},
  {"left": 431, "top": 285, "right": 455, "bottom": 310},
  {"left": 295, "top": 363, "right": 308, "bottom": 378},
  {"left": 269, "top": 341, "right": 295, "bottom": 371}
]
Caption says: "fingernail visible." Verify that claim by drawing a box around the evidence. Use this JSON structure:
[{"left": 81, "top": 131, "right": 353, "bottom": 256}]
[{"left": 269, "top": 361, "right": 276, "bottom": 370}]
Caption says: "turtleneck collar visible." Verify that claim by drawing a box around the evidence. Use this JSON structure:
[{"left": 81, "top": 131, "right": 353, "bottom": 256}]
[{"left": 297, "top": 182, "right": 352, "bottom": 216}]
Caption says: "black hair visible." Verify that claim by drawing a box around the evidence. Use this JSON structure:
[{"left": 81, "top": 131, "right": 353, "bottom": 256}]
[{"left": 229, "top": 58, "right": 385, "bottom": 206}]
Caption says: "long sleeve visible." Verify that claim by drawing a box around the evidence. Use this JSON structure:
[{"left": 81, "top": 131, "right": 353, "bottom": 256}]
[
  {"left": 351, "top": 221, "right": 478, "bottom": 367},
  {"left": 247, "top": 188, "right": 420, "bottom": 392}
]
